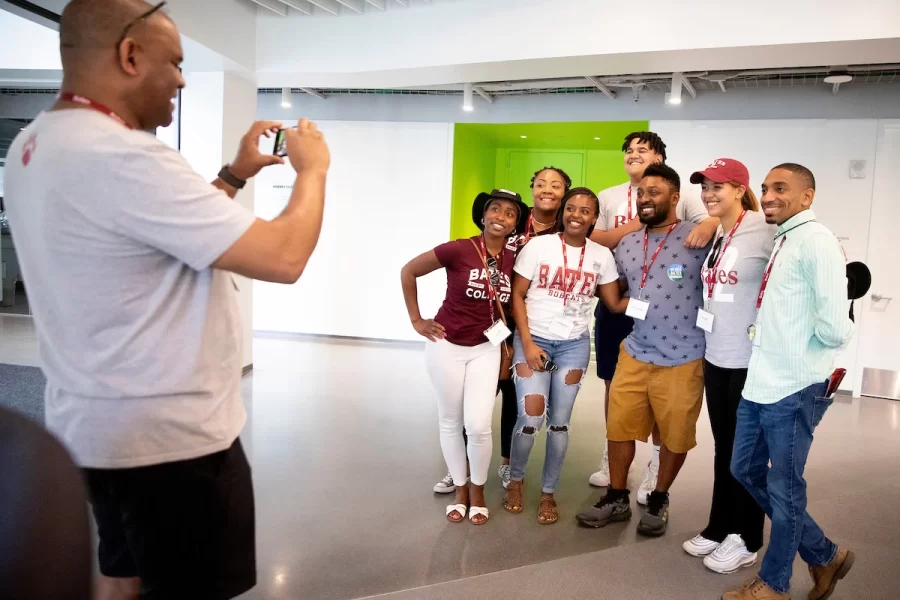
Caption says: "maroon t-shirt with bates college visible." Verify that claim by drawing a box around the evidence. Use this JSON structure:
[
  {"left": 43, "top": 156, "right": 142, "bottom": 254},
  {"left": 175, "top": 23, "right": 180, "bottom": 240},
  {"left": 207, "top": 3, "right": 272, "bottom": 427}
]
[{"left": 433, "top": 236, "right": 516, "bottom": 347}]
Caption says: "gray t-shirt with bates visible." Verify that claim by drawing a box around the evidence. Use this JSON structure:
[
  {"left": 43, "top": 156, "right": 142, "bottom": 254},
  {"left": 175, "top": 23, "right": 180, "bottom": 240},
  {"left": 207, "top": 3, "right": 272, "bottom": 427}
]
[
  {"left": 615, "top": 221, "right": 710, "bottom": 366},
  {"left": 700, "top": 210, "right": 777, "bottom": 369}
]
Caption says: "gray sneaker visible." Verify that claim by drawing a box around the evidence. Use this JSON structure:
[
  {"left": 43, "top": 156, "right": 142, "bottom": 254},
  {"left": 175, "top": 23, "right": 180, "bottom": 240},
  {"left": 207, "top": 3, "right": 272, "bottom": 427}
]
[
  {"left": 575, "top": 491, "right": 632, "bottom": 528},
  {"left": 637, "top": 491, "right": 669, "bottom": 536},
  {"left": 498, "top": 464, "right": 511, "bottom": 489}
]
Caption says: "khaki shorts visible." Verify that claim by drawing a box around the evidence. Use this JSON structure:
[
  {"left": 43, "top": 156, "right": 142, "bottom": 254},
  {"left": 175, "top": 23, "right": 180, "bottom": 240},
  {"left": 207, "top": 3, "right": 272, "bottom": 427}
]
[{"left": 607, "top": 345, "right": 704, "bottom": 454}]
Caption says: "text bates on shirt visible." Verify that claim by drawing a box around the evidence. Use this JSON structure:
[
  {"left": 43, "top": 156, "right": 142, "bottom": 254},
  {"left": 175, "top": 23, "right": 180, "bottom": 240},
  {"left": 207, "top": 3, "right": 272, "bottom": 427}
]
[
  {"left": 698, "top": 210, "right": 747, "bottom": 333},
  {"left": 535, "top": 253, "right": 600, "bottom": 334}
]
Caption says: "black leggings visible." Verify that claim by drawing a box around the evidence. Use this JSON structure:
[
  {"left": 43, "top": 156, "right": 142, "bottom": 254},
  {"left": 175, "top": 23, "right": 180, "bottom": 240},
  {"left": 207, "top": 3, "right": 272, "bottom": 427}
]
[{"left": 701, "top": 359, "right": 765, "bottom": 552}]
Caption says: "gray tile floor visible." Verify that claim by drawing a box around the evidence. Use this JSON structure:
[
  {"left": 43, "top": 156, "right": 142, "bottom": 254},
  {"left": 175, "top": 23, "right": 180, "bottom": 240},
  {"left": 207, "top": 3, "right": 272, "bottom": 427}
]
[{"left": 3, "top": 318, "right": 899, "bottom": 599}]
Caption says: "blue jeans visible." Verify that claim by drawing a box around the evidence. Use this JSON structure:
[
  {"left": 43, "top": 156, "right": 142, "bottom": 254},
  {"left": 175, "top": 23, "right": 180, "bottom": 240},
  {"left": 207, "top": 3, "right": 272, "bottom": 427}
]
[
  {"left": 731, "top": 381, "right": 838, "bottom": 594},
  {"left": 509, "top": 331, "right": 590, "bottom": 494}
]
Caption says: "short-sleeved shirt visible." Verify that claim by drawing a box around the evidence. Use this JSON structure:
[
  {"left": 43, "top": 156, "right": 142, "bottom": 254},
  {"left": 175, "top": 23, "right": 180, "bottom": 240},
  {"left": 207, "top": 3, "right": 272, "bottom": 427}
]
[
  {"left": 700, "top": 211, "right": 777, "bottom": 369},
  {"left": 597, "top": 181, "right": 709, "bottom": 235},
  {"left": 615, "top": 221, "right": 710, "bottom": 366},
  {"left": 4, "top": 109, "right": 256, "bottom": 469},
  {"left": 514, "top": 234, "right": 619, "bottom": 340},
  {"left": 433, "top": 236, "right": 516, "bottom": 347}
]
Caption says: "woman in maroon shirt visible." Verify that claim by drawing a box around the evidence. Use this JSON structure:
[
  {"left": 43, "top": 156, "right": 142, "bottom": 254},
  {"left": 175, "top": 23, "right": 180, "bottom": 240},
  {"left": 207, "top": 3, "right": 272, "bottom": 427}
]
[{"left": 401, "top": 190, "right": 528, "bottom": 524}]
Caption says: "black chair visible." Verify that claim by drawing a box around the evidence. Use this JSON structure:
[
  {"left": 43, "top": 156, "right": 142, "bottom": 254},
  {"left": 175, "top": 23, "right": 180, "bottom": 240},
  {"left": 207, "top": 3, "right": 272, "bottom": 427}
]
[{"left": 0, "top": 407, "right": 92, "bottom": 599}]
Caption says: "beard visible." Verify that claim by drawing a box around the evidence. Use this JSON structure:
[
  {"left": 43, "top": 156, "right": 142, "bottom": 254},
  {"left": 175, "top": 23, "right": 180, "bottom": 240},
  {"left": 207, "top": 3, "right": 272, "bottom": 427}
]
[{"left": 638, "top": 204, "right": 671, "bottom": 227}]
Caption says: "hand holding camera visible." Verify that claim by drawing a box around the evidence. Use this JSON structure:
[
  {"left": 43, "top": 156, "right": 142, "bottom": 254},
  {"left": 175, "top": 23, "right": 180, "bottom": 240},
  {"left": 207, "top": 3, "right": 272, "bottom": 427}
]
[{"left": 276, "top": 119, "right": 331, "bottom": 175}]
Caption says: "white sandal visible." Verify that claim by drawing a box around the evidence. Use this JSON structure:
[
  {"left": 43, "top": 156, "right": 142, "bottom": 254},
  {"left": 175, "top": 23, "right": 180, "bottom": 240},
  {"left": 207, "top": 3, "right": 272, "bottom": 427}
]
[
  {"left": 446, "top": 504, "right": 467, "bottom": 523},
  {"left": 468, "top": 506, "right": 489, "bottom": 525}
]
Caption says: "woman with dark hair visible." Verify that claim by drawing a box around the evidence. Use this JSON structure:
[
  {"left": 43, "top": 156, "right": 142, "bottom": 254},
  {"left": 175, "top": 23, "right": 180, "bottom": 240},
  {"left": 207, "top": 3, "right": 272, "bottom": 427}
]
[
  {"left": 434, "top": 167, "right": 572, "bottom": 495},
  {"left": 503, "top": 187, "right": 624, "bottom": 524},
  {"left": 402, "top": 190, "right": 528, "bottom": 524},
  {"left": 682, "top": 159, "right": 774, "bottom": 573}
]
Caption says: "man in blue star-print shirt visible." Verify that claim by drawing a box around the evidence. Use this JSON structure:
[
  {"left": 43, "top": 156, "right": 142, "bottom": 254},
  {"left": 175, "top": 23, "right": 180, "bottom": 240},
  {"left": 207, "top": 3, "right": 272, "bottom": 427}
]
[{"left": 577, "top": 164, "right": 711, "bottom": 537}]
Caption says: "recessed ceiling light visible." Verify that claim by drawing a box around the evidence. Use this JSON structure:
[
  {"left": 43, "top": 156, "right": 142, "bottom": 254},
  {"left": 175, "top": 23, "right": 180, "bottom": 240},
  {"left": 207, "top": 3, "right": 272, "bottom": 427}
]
[
  {"left": 520, "top": 135, "right": 527, "bottom": 139},
  {"left": 823, "top": 73, "right": 853, "bottom": 84},
  {"left": 594, "top": 137, "right": 600, "bottom": 140}
]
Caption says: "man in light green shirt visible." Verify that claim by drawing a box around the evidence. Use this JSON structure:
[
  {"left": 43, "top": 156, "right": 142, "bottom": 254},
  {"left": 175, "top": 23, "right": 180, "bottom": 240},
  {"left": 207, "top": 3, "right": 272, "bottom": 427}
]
[{"left": 723, "top": 164, "right": 855, "bottom": 600}]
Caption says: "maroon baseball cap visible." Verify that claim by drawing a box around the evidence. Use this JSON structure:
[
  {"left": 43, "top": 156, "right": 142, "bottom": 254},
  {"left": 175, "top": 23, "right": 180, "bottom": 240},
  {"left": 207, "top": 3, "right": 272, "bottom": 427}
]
[{"left": 690, "top": 158, "right": 750, "bottom": 188}]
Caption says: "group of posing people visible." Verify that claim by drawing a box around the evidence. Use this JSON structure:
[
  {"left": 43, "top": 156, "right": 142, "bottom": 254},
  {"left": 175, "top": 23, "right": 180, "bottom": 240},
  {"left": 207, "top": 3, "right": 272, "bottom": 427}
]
[{"left": 402, "top": 132, "right": 855, "bottom": 600}]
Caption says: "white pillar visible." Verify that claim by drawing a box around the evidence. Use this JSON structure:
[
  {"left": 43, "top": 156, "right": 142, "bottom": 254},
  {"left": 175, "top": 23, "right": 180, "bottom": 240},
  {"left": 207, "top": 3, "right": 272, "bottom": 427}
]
[{"left": 180, "top": 71, "right": 258, "bottom": 371}]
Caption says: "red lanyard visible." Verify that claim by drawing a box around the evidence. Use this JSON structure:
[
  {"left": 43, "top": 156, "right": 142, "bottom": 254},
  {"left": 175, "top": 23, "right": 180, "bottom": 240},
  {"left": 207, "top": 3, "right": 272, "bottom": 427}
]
[
  {"left": 559, "top": 234, "right": 586, "bottom": 306},
  {"left": 626, "top": 185, "right": 633, "bottom": 221},
  {"left": 706, "top": 210, "right": 747, "bottom": 303},
  {"left": 756, "top": 236, "right": 787, "bottom": 310},
  {"left": 479, "top": 236, "right": 501, "bottom": 321},
  {"left": 641, "top": 222, "right": 679, "bottom": 295},
  {"left": 58, "top": 93, "right": 132, "bottom": 129}
]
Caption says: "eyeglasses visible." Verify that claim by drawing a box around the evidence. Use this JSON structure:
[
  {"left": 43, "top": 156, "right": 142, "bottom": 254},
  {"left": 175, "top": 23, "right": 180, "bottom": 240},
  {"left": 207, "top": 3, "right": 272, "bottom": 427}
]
[
  {"left": 116, "top": 1, "right": 167, "bottom": 50},
  {"left": 487, "top": 256, "right": 500, "bottom": 288}
]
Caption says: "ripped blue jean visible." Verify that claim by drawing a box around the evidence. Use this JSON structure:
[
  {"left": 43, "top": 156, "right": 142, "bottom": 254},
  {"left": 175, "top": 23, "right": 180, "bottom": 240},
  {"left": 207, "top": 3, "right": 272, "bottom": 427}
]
[{"left": 508, "top": 331, "right": 591, "bottom": 493}]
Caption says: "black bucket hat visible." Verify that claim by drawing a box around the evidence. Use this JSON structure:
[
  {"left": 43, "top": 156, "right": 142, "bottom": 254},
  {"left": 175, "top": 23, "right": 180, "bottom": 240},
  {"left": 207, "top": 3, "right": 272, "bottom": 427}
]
[
  {"left": 472, "top": 189, "right": 530, "bottom": 235},
  {"left": 846, "top": 261, "right": 871, "bottom": 301},
  {"left": 846, "top": 261, "right": 871, "bottom": 322}
]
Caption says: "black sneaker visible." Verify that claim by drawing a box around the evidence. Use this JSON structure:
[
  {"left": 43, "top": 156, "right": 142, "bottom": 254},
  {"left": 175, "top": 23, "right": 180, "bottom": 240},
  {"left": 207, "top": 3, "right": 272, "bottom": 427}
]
[
  {"left": 575, "top": 489, "right": 632, "bottom": 528},
  {"left": 637, "top": 490, "right": 669, "bottom": 536}
]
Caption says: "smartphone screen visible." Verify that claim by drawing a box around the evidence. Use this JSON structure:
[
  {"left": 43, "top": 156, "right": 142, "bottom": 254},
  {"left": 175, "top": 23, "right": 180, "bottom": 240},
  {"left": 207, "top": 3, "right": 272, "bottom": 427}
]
[{"left": 273, "top": 129, "right": 288, "bottom": 157}]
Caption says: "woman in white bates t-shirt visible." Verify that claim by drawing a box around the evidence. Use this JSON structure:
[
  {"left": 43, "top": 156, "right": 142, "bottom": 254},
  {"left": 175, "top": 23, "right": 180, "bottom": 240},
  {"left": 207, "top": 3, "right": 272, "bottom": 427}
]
[{"left": 503, "top": 188, "right": 624, "bottom": 524}]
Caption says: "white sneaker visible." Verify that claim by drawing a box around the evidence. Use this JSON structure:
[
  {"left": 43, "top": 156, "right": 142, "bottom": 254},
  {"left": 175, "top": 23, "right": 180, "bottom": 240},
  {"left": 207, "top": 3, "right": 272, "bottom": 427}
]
[
  {"left": 433, "top": 472, "right": 456, "bottom": 494},
  {"left": 703, "top": 534, "right": 758, "bottom": 574},
  {"left": 588, "top": 451, "right": 610, "bottom": 487},
  {"left": 683, "top": 534, "right": 720, "bottom": 557},
  {"left": 498, "top": 464, "right": 511, "bottom": 489},
  {"left": 637, "top": 461, "right": 658, "bottom": 505}
]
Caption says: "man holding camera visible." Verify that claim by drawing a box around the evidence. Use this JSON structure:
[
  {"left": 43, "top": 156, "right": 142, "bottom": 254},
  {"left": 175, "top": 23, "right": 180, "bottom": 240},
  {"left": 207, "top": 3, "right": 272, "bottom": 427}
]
[{"left": 4, "top": 1, "right": 330, "bottom": 598}]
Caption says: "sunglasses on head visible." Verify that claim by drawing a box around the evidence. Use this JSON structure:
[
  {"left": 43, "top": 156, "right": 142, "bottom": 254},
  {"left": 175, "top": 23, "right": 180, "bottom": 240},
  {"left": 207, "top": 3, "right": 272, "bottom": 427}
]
[
  {"left": 486, "top": 256, "right": 500, "bottom": 287},
  {"left": 116, "top": 1, "right": 167, "bottom": 50}
]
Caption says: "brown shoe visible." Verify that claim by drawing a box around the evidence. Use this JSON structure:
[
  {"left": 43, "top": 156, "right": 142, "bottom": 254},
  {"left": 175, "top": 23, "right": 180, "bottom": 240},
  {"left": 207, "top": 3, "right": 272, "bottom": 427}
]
[
  {"left": 808, "top": 548, "right": 855, "bottom": 600},
  {"left": 503, "top": 480, "right": 524, "bottom": 513},
  {"left": 721, "top": 577, "right": 790, "bottom": 600}
]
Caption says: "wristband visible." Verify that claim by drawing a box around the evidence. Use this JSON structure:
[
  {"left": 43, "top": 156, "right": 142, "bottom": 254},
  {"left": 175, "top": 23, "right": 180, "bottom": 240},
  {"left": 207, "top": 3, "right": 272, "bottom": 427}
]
[{"left": 218, "top": 165, "right": 247, "bottom": 189}]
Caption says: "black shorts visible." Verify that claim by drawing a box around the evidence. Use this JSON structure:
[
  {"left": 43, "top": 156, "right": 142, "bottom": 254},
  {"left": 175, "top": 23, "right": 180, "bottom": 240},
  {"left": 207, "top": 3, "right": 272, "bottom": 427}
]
[
  {"left": 83, "top": 439, "right": 256, "bottom": 600},
  {"left": 593, "top": 301, "right": 634, "bottom": 381}
]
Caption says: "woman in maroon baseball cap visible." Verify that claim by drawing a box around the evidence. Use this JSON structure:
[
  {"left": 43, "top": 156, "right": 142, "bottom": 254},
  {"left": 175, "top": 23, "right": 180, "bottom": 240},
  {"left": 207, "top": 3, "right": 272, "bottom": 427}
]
[{"left": 682, "top": 158, "right": 777, "bottom": 574}]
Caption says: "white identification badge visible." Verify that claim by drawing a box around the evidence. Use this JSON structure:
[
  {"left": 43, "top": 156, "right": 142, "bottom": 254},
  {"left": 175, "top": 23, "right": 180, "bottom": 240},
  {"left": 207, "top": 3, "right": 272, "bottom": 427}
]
[
  {"left": 696, "top": 309, "right": 715, "bottom": 333},
  {"left": 484, "top": 320, "right": 512, "bottom": 347},
  {"left": 625, "top": 298, "right": 650, "bottom": 321},
  {"left": 549, "top": 317, "right": 575, "bottom": 338}
]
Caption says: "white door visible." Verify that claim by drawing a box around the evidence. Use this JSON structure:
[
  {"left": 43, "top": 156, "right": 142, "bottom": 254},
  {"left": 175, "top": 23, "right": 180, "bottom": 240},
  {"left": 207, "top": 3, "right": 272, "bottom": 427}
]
[{"left": 857, "top": 120, "right": 900, "bottom": 400}]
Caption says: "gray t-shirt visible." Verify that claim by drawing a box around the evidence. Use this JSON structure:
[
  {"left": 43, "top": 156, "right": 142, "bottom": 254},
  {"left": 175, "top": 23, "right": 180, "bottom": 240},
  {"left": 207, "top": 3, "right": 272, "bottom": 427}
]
[
  {"left": 597, "top": 181, "right": 709, "bottom": 233},
  {"left": 701, "top": 211, "right": 777, "bottom": 369},
  {"left": 4, "top": 110, "right": 256, "bottom": 469},
  {"left": 615, "top": 221, "right": 710, "bottom": 366}
]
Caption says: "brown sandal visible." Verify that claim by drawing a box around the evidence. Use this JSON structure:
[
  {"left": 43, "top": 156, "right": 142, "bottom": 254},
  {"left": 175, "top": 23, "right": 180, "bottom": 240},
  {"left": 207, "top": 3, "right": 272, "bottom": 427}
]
[
  {"left": 504, "top": 480, "right": 524, "bottom": 513},
  {"left": 537, "top": 494, "right": 558, "bottom": 525}
]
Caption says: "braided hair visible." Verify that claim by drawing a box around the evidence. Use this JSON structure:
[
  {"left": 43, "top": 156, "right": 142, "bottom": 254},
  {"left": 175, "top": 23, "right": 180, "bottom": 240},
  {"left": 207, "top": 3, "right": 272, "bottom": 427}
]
[{"left": 530, "top": 166, "right": 573, "bottom": 191}]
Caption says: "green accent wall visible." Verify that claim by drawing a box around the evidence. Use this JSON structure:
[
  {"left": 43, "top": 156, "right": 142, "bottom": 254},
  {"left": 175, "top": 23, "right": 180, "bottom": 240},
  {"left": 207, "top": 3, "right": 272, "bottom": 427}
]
[{"left": 450, "top": 121, "right": 649, "bottom": 239}]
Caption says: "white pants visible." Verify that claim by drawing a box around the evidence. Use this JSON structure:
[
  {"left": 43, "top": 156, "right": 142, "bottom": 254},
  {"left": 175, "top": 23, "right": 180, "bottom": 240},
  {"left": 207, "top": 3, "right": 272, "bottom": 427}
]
[{"left": 424, "top": 339, "right": 500, "bottom": 487}]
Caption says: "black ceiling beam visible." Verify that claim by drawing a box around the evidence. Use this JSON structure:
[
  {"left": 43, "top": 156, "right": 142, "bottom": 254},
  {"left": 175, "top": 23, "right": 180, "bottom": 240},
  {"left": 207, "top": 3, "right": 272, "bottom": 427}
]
[{"left": 2, "top": 0, "right": 61, "bottom": 23}]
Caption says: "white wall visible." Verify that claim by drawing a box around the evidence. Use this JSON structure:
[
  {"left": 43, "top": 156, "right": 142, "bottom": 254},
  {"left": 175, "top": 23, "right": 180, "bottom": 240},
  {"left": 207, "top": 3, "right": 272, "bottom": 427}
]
[
  {"left": 180, "top": 71, "right": 258, "bottom": 369},
  {"left": 0, "top": 9, "right": 60, "bottom": 70},
  {"left": 256, "top": 0, "right": 900, "bottom": 87},
  {"left": 650, "top": 119, "right": 880, "bottom": 391},
  {"left": 253, "top": 120, "right": 453, "bottom": 341}
]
